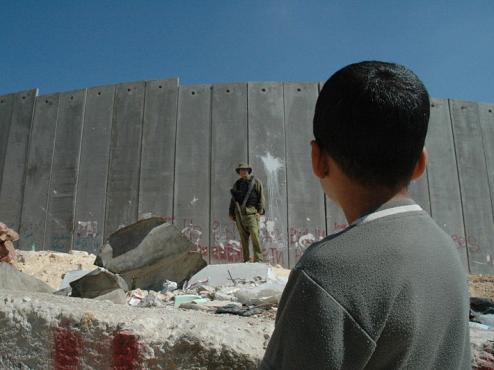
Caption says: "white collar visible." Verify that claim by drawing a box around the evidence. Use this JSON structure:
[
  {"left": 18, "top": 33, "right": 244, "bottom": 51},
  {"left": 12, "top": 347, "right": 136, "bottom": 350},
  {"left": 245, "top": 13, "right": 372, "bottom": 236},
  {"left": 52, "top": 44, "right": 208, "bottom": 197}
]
[{"left": 351, "top": 204, "right": 423, "bottom": 227}]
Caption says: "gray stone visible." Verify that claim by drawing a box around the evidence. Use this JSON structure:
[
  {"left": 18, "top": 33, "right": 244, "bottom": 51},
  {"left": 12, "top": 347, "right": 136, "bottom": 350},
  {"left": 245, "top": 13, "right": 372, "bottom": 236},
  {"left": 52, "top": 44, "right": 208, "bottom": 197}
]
[
  {"left": 94, "top": 288, "right": 127, "bottom": 305},
  {"left": 0, "top": 262, "right": 53, "bottom": 293},
  {"left": 59, "top": 269, "right": 91, "bottom": 290},
  {"left": 95, "top": 218, "right": 206, "bottom": 291},
  {"left": 70, "top": 268, "right": 128, "bottom": 299},
  {"left": 187, "top": 262, "right": 269, "bottom": 288}
]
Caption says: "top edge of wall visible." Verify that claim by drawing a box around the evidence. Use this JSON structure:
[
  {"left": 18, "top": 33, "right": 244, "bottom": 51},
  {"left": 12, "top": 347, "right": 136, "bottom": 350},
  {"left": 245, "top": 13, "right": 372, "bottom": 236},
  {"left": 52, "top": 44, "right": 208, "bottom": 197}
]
[{"left": 0, "top": 79, "right": 492, "bottom": 105}]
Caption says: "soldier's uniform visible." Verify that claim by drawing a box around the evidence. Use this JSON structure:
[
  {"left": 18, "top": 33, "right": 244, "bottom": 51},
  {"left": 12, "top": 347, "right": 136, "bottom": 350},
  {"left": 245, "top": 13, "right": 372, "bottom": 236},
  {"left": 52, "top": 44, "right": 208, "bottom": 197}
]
[{"left": 229, "top": 163, "right": 266, "bottom": 262}]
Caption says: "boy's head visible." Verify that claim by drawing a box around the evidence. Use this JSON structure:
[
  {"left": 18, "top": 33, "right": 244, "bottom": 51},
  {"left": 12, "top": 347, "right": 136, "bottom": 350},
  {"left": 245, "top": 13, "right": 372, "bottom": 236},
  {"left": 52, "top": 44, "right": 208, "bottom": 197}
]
[{"left": 313, "top": 61, "right": 430, "bottom": 191}]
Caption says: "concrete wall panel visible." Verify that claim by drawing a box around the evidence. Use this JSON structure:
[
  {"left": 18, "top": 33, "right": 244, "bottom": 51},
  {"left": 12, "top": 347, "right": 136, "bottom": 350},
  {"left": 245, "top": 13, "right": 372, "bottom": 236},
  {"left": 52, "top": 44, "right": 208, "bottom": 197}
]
[
  {"left": 44, "top": 90, "right": 86, "bottom": 252},
  {"left": 19, "top": 94, "right": 60, "bottom": 250},
  {"left": 408, "top": 169, "right": 431, "bottom": 214},
  {"left": 248, "top": 82, "right": 288, "bottom": 266},
  {"left": 0, "top": 90, "right": 37, "bottom": 231},
  {"left": 284, "top": 82, "right": 325, "bottom": 266},
  {"left": 478, "top": 103, "right": 494, "bottom": 219},
  {"left": 174, "top": 85, "right": 211, "bottom": 259},
  {"left": 210, "top": 83, "right": 248, "bottom": 264},
  {"left": 74, "top": 85, "right": 115, "bottom": 253},
  {"left": 317, "top": 83, "right": 348, "bottom": 234},
  {"left": 104, "top": 82, "right": 145, "bottom": 239},
  {"left": 426, "top": 98, "right": 468, "bottom": 268},
  {"left": 0, "top": 93, "right": 14, "bottom": 190},
  {"left": 138, "top": 79, "right": 178, "bottom": 221},
  {"left": 450, "top": 100, "right": 494, "bottom": 273}
]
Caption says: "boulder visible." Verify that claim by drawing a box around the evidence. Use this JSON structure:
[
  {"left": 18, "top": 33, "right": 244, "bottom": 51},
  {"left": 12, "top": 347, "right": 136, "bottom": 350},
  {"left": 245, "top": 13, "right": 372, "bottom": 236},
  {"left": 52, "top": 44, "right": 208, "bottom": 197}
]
[
  {"left": 70, "top": 268, "right": 128, "bottom": 299},
  {"left": 0, "top": 262, "right": 53, "bottom": 293},
  {"left": 95, "top": 218, "right": 206, "bottom": 291}
]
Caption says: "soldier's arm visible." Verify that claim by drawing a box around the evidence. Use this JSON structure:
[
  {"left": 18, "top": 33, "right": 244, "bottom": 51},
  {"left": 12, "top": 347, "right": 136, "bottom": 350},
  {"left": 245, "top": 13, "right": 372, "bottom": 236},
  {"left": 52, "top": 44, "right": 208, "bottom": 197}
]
[
  {"left": 229, "top": 180, "right": 238, "bottom": 218},
  {"left": 257, "top": 180, "right": 266, "bottom": 215}
]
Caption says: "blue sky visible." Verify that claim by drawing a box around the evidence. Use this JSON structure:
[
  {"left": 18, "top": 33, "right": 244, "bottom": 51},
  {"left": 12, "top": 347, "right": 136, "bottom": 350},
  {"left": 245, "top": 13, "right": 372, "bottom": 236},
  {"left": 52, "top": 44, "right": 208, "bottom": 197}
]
[{"left": 1, "top": 1, "right": 493, "bottom": 102}]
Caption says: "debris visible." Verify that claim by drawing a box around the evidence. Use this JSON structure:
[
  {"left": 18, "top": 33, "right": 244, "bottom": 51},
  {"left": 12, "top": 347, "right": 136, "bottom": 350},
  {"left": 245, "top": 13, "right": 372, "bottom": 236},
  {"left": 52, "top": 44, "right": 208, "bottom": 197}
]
[
  {"left": 94, "top": 218, "right": 206, "bottom": 291},
  {"left": 0, "top": 262, "right": 53, "bottom": 293},
  {"left": 70, "top": 267, "right": 128, "bottom": 299},
  {"left": 174, "top": 294, "right": 208, "bottom": 308},
  {"left": 94, "top": 288, "right": 127, "bottom": 305},
  {"left": 234, "top": 281, "right": 285, "bottom": 306},
  {"left": 187, "top": 262, "right": 270, "bottom": 288},
  {"left": 471, "top": 297, "right": 494, "bottom": 315},
  {"left": 216, "top": 304, "right": 265, "bottom": 317},
  {"left": 0, "top": 223, "right": 19, "bottom": 264},
  {"left": 139, "top": 291, "right": 165, "bottom": 307},
  {"left": 162, "top": 280, "right": 178, "bottom": 293}
]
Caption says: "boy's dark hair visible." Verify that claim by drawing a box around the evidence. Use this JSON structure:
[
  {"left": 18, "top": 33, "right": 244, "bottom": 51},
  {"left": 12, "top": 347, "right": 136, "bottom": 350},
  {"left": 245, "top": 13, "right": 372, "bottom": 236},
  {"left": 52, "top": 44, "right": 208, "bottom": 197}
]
[{"left": 313, "top": 61, "right": 430, "bottom": 189}]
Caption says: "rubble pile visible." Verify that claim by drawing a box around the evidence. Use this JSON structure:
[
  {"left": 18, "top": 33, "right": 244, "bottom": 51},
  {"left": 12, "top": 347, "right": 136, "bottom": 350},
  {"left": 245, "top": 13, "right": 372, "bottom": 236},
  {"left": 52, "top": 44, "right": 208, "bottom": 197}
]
[
  {"left": 0, "top": 217, "right": 493, "bottom": 369},
  {"left": 0, "top": 223, "right": 19, "bottom": 264}
]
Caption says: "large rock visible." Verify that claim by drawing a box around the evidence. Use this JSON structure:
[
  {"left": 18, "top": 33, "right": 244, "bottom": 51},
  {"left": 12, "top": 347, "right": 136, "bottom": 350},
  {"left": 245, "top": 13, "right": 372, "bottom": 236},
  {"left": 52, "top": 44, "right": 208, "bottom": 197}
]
[
  {"left": 95, "top": 218, "right": 206, "bottom": 291},
  {"left": 70, "top": 268, "right": 128, "bottom": 298},
  {"left": 0, "top": 262, "right": 53, "bottom": 293},
  {"left": 0, "top": 289, "right": 272, "bottom": 369}
]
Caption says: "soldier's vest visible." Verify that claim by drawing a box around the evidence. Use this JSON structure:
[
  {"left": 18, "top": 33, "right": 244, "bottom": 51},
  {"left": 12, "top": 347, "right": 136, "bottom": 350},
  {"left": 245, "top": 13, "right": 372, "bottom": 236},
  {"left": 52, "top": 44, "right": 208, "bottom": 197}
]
[{"left": 234, "top": 178, "right": 260, "bottom": 209}]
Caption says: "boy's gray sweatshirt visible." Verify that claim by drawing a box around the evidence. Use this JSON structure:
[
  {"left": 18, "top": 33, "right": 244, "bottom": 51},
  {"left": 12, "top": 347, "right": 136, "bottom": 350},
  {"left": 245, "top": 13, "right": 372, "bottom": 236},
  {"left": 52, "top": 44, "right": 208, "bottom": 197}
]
[{"left": 260, "top": 198, "right": 471, "bottom": 370}]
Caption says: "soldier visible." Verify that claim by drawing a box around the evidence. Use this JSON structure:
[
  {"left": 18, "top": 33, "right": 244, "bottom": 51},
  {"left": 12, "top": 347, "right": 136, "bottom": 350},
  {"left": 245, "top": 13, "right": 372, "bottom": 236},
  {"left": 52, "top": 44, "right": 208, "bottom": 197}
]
[{"left": 229, "top": 163, "right": 266, "bottom": 262}]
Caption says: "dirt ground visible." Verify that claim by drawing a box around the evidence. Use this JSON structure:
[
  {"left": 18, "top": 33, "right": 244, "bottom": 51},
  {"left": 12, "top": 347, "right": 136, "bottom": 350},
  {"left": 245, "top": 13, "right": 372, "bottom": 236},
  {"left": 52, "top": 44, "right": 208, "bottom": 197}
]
[
  {"left": 469, "top": 275, "right": 494, "bottom": 300},
  {"left": 13, "top": 250, "right": 97, "bottom": 290},
  {"left": 10, "top": 250, "right": 494, "bottom": 301}
]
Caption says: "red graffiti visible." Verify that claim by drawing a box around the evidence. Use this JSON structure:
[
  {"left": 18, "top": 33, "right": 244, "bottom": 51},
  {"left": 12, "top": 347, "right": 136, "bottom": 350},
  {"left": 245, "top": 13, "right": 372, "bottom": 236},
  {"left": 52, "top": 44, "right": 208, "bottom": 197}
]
[
  {"left": 112, "top": 331, "right": 140, "bottom": 370},
  {"left": 53, "top": 327, "right": 82, "bottom": 370},
  {"left": 451, "top": 234, "right": 481, "bottom": 253}
]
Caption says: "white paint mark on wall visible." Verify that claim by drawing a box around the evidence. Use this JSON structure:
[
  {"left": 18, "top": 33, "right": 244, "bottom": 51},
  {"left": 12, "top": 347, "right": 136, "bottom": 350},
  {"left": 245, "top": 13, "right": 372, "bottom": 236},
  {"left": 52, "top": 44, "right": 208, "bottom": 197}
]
[{"left": 258, "top": 152, "right": 286, "bottom": 262}]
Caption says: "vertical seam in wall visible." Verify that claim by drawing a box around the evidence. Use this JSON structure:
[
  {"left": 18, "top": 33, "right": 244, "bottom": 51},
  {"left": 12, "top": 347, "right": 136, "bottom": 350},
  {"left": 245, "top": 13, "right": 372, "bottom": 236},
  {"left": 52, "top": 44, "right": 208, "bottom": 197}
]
[
  {"left": 448, "top": 99, "right": 471, "bottom": 273},
  {"left": 0, "top": 94, "right": 14, "bottom": 197},
  {"left": 478, "top": 103, "right": 494, "bottom": 223},
  {"left": 172, "top": 86, "right": 180, "bottom": 225},
  {"left": 208, "top": 85, "right": 213, "bottom": 264},
  {"left": 137, "top": 82, "right": 148, "bottom": 221},
  {"left": 103, "top": 86, "right": 118, "bottom": 242},
  {"left": 17, "top": 89, "right": 38, "bottom": 233},
  {"left": 42, "top": 94, "right": 61, "bottom": 251},
  {"left": 71, "top": 89, "right": 88, "bottom": 251},
  {"left": 282, "top": 82, "right": 290, "bottom": 267},
  {"left": 246, "top": 83, "right": 250, "bottom": 163}
]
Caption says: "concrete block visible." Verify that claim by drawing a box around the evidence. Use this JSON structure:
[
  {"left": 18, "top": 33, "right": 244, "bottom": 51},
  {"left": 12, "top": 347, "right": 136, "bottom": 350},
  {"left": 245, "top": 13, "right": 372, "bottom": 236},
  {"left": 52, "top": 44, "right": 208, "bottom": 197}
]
[
  {"left": 59, "top": 269, "right": 91, "bottom": 290},
  {"left": 0, "top": 262, "right": 53, "bottom": 293},
  {"left": 0, "top": 289, "right": 272, "bottom": 369},
  {"left": 70, "top": 268, "right": 128, "bottom": 299},
  {"left": 93, "top": 288, "right": 127, "bottom": 305},
  {"left": 187, "top": 262, "right": 269, "bottom": 288},
  {"left": 95, "top": 218, "right": 206, "bottom": 291}
]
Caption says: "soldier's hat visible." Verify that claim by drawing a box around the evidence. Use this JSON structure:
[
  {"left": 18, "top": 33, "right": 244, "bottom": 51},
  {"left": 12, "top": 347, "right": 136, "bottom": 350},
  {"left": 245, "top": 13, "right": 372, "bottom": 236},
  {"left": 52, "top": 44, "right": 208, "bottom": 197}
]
[{"left": 235, "top": 162, "right": 252, "bottom": 174}]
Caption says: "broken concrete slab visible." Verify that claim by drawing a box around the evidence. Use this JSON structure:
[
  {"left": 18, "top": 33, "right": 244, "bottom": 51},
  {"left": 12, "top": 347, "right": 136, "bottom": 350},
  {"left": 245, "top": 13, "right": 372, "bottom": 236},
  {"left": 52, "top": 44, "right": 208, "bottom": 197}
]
[
  {"left": 187, "top": 262, "right": 270, "bottom": 288},
  {"left": 95, "top": 218, "right": 207, "bottom": 291},
  {"left": 59, "top": 269, "right": 91, "bottom": 290},
  {"left": 70, "top": 267, "right": 128, "bottom": 299},
  {"left": 0, "top": 262, "right": 54, "bottom": 293}
]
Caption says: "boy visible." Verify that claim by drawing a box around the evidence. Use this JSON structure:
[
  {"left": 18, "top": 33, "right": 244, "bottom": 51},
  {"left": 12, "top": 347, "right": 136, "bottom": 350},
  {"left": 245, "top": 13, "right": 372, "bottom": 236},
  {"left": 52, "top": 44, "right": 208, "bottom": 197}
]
[{"left": 260, "top": 61, "right": 471, "bottom": 369}]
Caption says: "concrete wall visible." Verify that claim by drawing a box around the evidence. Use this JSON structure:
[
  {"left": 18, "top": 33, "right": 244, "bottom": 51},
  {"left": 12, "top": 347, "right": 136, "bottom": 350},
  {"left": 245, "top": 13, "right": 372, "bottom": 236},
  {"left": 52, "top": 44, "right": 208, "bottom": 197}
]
[{"left": 0, "top": 79, "right": 493, "bottom": 272}]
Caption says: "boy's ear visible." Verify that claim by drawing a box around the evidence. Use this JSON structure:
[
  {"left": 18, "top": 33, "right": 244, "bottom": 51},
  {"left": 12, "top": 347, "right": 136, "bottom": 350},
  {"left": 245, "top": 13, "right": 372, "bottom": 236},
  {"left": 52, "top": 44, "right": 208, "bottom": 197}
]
[
  {"left": 311, "top": 140, "right": 329, "bottom": 179},
  {"left": 411, "top": 147, "right": 428, "bottom": 181}
]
